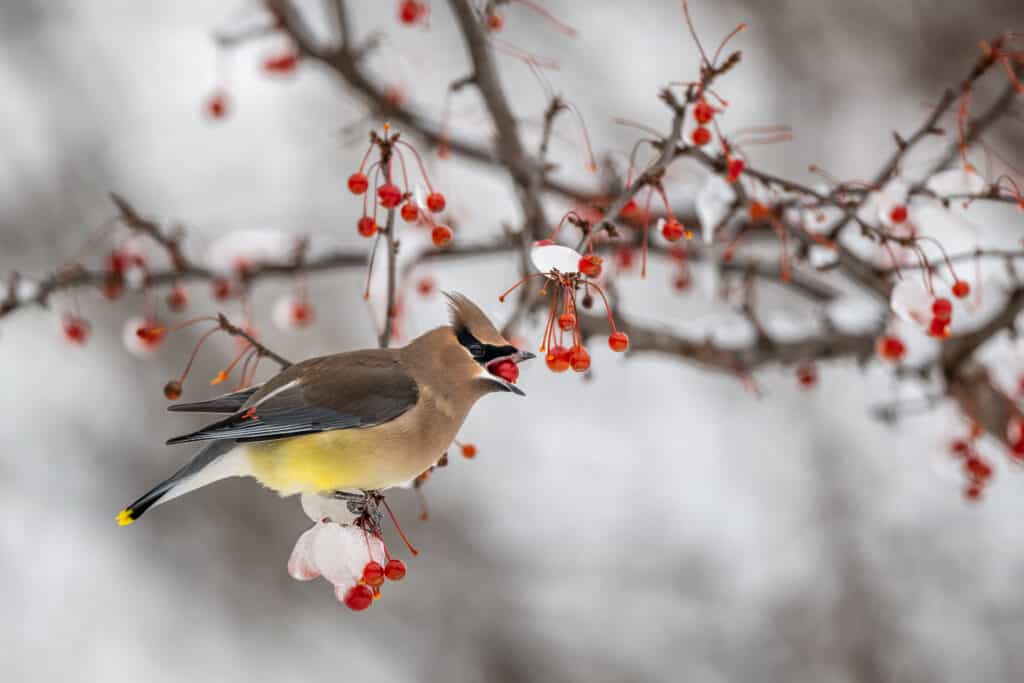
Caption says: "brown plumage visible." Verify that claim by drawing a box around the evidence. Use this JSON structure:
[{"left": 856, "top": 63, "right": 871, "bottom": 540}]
[{"left": 117, "top": 293, "right": 534, "bottom": 525}]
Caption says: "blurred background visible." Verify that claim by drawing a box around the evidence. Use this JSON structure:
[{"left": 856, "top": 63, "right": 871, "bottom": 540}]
[{"left": 3, "top": 1, "right": 1024, "bottom": 681}]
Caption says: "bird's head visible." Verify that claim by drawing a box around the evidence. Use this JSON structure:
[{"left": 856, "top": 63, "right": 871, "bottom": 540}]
[{"left": 444, "top": 292, "right": 534, "bottom": 396}]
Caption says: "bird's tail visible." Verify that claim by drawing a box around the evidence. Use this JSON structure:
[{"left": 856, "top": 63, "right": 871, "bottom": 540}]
[{"left": 116, "top": 441, "right": 246, "bottom": 525}]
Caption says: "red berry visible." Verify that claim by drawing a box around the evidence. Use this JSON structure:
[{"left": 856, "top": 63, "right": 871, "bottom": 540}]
[
  {"left": 357, "top": 216, "right": 378, "bottom": 238},
  {"left": 965, "top": 456, "right": 993, "bottom": 481},
  {"left": 545, "top": 345, "right": 571, "bottom": 373},
  {"left": 932, "top": 298, "right": 952, "bottom": 322},
  {"left": 348, "top": 172, "right": 369, "bottom": 195},
  {"left": 62, "top": 315, "right": 90, "bottom": 346},
  {"left": 952, "top": 280, "right": 970, "bottom": 298},
  {"left": 431, "top": 225, "right": 453, "bottom": 247},
  {"left": 928, "top": 317, "right": 950, "bottom": 339},
  {"left": 460, "top": 443, "right": 477, "bottom": 459},
  {"left": 691, "top": 126, "right": 712, "bottom": 146},
  {"left": 417, "top": 277, "right": 435, "bottom": 297},
  {"left": 557, "top": 313, "right": 576, "bottom": 331},
  {"left": 661, "top": 218, "right": 685, "bottom": 242},
  {"left": 672, "top": 273, "right": 690, "bottom": 291},
  {"left": 889, "top": 205, "right": 908, "bottom": 224},
  {"left": 487, "top": 11, "right": 504, "bottom": 31},
  {"left": 377, "top": 183, "right": 402, "bottom": 208},
  {"left": 398, "top": 0, "right": 425, "bottom": 25},
  {"left": 490, "top": 359, "right": 519, "bottom": 384},
  {"left": 166, "top": 287, "right": 189, "bottom": 312},
  {"left": 262, "top": 52, "right": 299, "bottom": 74},
  {"left": 107, "top": 250, "right": 128, "bottom": 275},
  {"left": 569, "top": 346, "right": 591, "bottom": 373},
  {"left": 212, "top": 278, "right": 233, "bottom": 301},
  {"left": 876, "top": 335, "right": 906, "bottom": 361},
  {"left": 425, "top": 192, "right": 446, "bottom": 213},
  {"left": 949, "top": 439, "right": 970, "bottom": 457},
  {"left": 616, "top": 246, "right": 634, "bottom": 271},
  {"left": 726, "top": 157, "right": 745, "bottom": 182},
  {"left": 290, "top": 300, "right": 314, "bottom": 326},
  {"left": 964, "top": 484, "right": 983, "bottom": 501},
  {"left": 796, "top": 362, "right": 817, "bottom": 388},
  {"left": 620, "top": 198, "right": 639, "bottom": 217},
  {"left": 342, "top": 584, "right": 374, "bottom": 611},
  {"left": 578, "top": 254, "right": 604, "bottom": 278},
  {"left": 362, "top": 561, "right": 385, "bottom": 587},
  {"left": 384, "top": 558, "right": 407, "bottom": 581},
  {"left": 694, "top": 99, "right": 715, "bottom": 124},
  {"left": 400, "top": 202, "right": 419, "bottom": 222},
  {"left": 205, "top": 91, "right": 229, "bottom": 119},
  {"left": 608, "top": 331, "right": 629, "bottom": 352},
  {"left": 102, "top": 276, "right": 124, "bottom": 301}
]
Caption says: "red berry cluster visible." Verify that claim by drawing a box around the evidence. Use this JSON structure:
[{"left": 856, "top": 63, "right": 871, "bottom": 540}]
[
  {"left": 949, "top": 429, "right": 994, "bottom": 502},
  {"left": 347, "top": 127, "right": 452, "bottom": 248},
  {"left": 342, "top": 557, "right": 408, "bottom": 612}
]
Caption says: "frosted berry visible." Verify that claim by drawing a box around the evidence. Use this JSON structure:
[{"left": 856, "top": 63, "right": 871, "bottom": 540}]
[
  {"left": 384, "top": 558, "right": 407, "bottom": 581},
  {"left": 952, "top": 280, "right": 970, "bottom": 298},
  {"left": 358, "top": 216, "right": 378, "bottom": 238},
  {"left": 348, "top": 172, "right": 369, "bottom": 195},
  {"left": 545, "top": 345, "right": 571, "bottom": 373},
  {"left": 691, "top": 127, "right": 712, "bottom": 146},
  {"left": 431, "top": 225, "right": 453, "bottom": 247},
  {"left": 400, "top": 202, "right": 419, "bottom": 222},
  {"left": 579, "top": 254, "right": 604, "bottom": 278},
  {"left": 569, "top": 346, "right": 591, "bottom": 372},
  {"left": 377, "top": 183, "right": 402, "bottom": 208},
  {"left": 425, "top": 192, "right": 446, "bottom": 213},
  {"left": 343, "top": 584, "right": 373, "bottom": 611},
  {"left": 889, "top": 205, "right": 908, "bottom": 224},
  {"left": 661, "top": 218, "right": 685, "bottom": 242},
  {"left": 608, "top": 331, "right": 629, "bottom": 352}
]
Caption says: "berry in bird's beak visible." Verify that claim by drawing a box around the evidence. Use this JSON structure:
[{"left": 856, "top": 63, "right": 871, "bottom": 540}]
[{"left": 489, "top": 359, "right": 519, "bottom": 384}]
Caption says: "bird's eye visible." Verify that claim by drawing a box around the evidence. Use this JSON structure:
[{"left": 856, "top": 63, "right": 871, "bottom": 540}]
[{"left": 469, "top": 344, "right": 484, "bottom": 357}]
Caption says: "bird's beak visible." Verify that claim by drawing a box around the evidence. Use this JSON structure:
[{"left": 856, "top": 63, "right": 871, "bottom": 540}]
[{"left": 515, "top": 350, "right": 536, "bottom": 363}]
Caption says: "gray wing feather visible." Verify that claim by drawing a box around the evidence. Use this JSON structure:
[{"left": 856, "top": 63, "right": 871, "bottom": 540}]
[{"left": 167, "top": 386, "right": 262, "bottom": 413}]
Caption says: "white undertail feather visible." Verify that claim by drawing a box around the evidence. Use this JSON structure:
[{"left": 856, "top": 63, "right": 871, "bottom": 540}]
[{"left": 155, "top": 448, "right": 251, "bottom": 507}]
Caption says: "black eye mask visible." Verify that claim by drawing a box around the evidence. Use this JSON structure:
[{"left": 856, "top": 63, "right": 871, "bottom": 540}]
[{"left": 456, "top": 327, "right": 517, "bottom": 365}]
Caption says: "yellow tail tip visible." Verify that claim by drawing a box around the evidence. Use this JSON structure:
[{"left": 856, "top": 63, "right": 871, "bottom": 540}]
[{"left": 116, "top": 509, "right": 135, "bottom": 526}]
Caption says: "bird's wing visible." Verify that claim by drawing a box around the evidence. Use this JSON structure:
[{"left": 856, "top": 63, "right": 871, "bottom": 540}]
[
  {"left": 166, "top": 351, "right": 419, "bottom": 445},
  {"left": 167, "top": 386, "right": 262, "bottom": 413}
]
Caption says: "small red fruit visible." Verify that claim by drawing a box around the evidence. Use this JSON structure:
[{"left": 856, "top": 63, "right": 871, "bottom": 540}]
[
  {"left": 889, "top": 205, "right": 908, "bottom": 224},
  {"left": 212, "top": 278, "right": 233, "bottom": 301},
  {"left": 661, "top": 218, "right": 685, "bottom": 242},
  {"left": 796, "top": 362, "right": 817, "bottom": 388},
  {"left": 400, "top": 202, "right": 419, "bottom": 222},
  {"left": 290, "top": 300, "right": 314, "bottom": 327},
  {"left": 343, "top": 584, "right": 374, "bottom": 611},
  {"left": 557, "top": 313, "right": 576, "bottom": 331},
  {"left": 425, "top": 192, "right": 446, "bottom": 213},
  {"left": 620, "top": 198, "right": 639, "bottom": 217},
  {"left": 964, "top": 484, "right": 983, "bottom": 502},
  {"left": 928, "top": 317, "right": 950, "bottom": 339},
  {"left": 262, "top": 52, "right": 299, "bottom": 74},
  {"left": 357, "top": 216, "right": 378, "bottom": 238},
  {"left": 952, "top": 280, "right": 970, "bottom": 298},
  {"left": 398, "top": 0, "right": 426, "bottom": 25},
  {"left": 362, "top": 561, "right": 385, "bottom": 587},
  {"left": 62, "top": 315, "right": 90, "bottom": 346},
  {"left": 615, "top": 246, "right": 635, "bottom": 271},
  {"left": 348, "top": 172, "right": 369, "bottom": 195},
  {"left": 377, "top": 183, "right": 402, "bottom": 208},
  {"left": 694, "top": 99, "right": 715, "bottom": 124},
  {"left": 608, "top": 332, "right": 629, "bottom": 352},
  {"left": 545, "top": 345, "right": 571, "bottom": 373},
  {"left": 460, "top": 443, "right": 477, "bottom": 459},
  {"left": 726, "top": 157, "right": 745, "bottom": 182},
  {"left": 932, "top": 298, "right": 952, "bottom": 322},
  {"left": 490, "top": 359, "right": 519, "bottom": 384},
  {"left": 417, "top": 277, "right": 435, "bottom": 297},
  {"left": 205, "top": 91, "right": 229, "bottom": 119},
  {"left": 578, "top": 254, "right": 603, "bottom": 278},
  {"left": 691, "top": 126, "right": 712, "bottom": 146},
  {"left": 166, "top": 287, "right": 189, "bottom": 312},
  {"left": 672, "top": 273, "right": 690, "bottom": 291},
  {"left": 163, "top": 380, "right": 182, "bottom": 401},
  {"left": 487, "top": 11, "right": 504, "bottom": 31},
  {"left": 876, "top": 335, "right": 906, "bottom": 361},
  {"left": 569, "top": 346, "right": 591, "bottom": 372},
  {"left": 431, "top": 225, "right": 453, "bottom": 247},
  {"left": 384, "top": 558, "right": 407, "bottom": 581}
]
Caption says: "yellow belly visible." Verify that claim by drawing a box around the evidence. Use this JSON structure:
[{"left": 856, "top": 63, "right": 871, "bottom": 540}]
[{"left": 244, "top": 424, "right": 444, "bottom": 495}]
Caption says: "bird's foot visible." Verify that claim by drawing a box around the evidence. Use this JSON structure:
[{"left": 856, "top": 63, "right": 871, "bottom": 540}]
[{"left": 331, "top": 489, "right": 384, "bottom": 533}]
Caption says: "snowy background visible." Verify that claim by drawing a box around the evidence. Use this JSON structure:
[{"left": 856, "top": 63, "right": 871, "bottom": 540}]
[{"left": 2, "top": 1, "right": 1024, "bottom": 681}]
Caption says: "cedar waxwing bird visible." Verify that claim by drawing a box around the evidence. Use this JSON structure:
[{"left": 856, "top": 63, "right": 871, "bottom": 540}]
[{"left": 116, "top": 293, "right": 534, "bottom": 525}]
